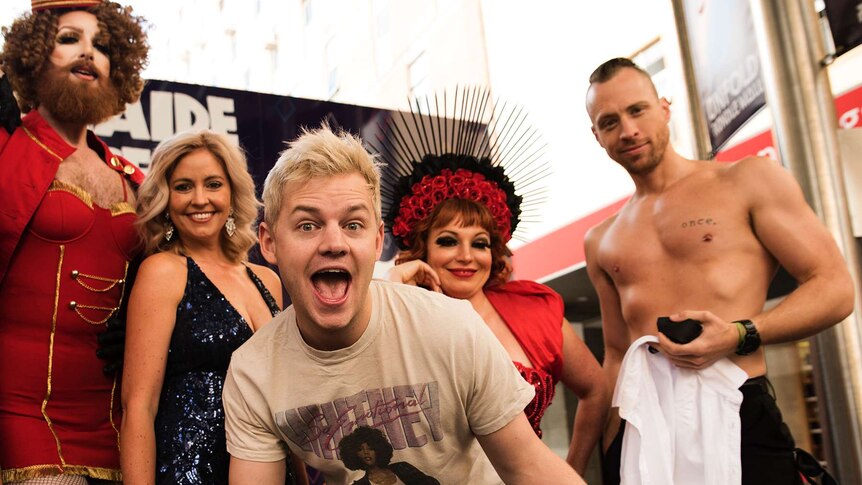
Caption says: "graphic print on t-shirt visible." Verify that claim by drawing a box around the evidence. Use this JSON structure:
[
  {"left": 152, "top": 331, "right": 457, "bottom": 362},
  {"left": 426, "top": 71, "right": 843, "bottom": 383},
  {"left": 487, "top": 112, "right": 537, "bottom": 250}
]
[
  {"left": 338, "top": 426, "right": 440, "bottom": 484},
  {"left": 275, "top": 381, "right": 442, "bottom": 461}
]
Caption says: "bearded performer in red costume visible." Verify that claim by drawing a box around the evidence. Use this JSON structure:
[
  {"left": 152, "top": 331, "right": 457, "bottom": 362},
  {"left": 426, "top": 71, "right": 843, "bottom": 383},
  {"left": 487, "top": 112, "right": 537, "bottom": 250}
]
[{"left": 0, "top": 1, "right": 148, "bottom": 482}]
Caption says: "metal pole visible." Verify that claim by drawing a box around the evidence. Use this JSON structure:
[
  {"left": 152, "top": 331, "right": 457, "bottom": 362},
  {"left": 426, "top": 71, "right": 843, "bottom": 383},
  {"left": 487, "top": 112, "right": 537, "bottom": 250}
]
[
  {"left": 668, "top": 0, "right": 714, "bottom": 160},
  {"left": 749, "top": 0, "right": 862, "bottom": 481}
]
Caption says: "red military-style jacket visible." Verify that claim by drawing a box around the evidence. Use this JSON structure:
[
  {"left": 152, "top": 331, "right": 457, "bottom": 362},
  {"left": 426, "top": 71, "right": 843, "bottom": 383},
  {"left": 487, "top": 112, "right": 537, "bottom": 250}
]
[
  {"left": 0, "top": 110, "right": 144, "bottom": 481},
  {"left": 0, "top": 111, "right": 144, "bottom": 281}
]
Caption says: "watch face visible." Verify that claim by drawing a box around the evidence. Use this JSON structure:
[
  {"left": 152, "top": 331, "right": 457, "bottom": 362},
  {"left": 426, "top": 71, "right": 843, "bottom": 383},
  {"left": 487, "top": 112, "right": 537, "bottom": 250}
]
[
  {"left": 743, "top": 333, "right": 761, "bottom": 354},
  {"left": 736, "top": 320, "right": 761, "bottom": 355}
]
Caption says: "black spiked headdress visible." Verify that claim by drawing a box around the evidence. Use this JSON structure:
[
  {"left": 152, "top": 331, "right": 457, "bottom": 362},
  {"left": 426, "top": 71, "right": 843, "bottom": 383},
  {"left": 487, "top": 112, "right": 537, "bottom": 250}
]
[{"left": 371, "top": 86, "right": 550, "bottom": 250}]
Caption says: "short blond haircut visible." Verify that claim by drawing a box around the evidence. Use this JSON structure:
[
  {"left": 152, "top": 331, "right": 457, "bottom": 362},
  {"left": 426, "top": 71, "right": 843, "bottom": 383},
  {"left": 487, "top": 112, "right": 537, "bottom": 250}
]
[
  {"left": 136, "top": 130, "right": 259, "bottom": 263},
  {"left": 263, "top": 124, "right": 383, "bottom": 228}
]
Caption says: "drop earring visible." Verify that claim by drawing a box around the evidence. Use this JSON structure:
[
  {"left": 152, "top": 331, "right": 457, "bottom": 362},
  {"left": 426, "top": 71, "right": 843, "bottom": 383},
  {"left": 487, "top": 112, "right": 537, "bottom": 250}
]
[
  {"left": 225, "top": 209, "right": 236, "bottom": 238},
  {"left": 164, "top": 212, "right": 174, "bottom": 241}
]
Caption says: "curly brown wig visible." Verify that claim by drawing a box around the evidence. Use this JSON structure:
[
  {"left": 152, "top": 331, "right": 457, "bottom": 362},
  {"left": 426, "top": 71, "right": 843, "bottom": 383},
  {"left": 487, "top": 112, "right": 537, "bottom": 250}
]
[
  {"left": 1, "top": 2, "right": 148, "bottom": 114},
  {"left": 396, "top": 198, "right": 512, "bottom": 287}
]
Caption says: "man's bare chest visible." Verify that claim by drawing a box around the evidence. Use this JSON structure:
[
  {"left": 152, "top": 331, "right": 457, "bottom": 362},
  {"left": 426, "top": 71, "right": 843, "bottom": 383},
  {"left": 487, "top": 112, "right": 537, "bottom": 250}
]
[
  {"left": 597, "top": 191, "right": 751, "bottom": 284},
  {"left": 54, "top": 152, "right": 133, "bottom": 207}
]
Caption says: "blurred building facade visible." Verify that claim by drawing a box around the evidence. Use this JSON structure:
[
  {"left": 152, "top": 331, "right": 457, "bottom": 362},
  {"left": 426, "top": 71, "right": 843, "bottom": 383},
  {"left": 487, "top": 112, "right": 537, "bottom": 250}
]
[{"left": 142, "top": 0, "right": 491, "bottom": 108}]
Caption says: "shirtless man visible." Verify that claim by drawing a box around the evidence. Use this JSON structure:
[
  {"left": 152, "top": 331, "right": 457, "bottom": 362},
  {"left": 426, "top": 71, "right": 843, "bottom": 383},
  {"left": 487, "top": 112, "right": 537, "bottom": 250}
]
[{"left": 584, "top": 58, "right": 854, "bottom": 484}]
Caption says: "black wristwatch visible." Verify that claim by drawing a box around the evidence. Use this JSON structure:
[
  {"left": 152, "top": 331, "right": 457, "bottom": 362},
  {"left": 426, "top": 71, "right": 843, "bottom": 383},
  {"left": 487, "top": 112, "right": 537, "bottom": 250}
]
[{"left": 734, "top": 319, "right": 761, "bottom": 355}]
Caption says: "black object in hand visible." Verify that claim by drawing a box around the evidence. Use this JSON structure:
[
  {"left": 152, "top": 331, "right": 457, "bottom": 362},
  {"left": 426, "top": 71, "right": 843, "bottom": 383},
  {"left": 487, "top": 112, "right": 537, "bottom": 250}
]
[
  {"left": 96, "top": 316, "right": 126, "bottom": 376},
  {"left": 657, "top": 317, "right": 703, "bottom": 344}
]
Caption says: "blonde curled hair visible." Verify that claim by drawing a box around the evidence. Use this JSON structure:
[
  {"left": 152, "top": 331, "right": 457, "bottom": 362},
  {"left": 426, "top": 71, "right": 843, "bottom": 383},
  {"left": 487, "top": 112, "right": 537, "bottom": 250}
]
[{"left": 136, "top": 130, "right": 259, "bottom": 263}]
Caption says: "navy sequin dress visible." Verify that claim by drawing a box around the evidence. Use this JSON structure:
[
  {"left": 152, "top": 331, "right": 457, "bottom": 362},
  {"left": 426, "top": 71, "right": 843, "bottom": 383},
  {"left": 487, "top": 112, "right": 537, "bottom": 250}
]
[{"left": 154, "top": 257, "right": 283, "bottom": 484}]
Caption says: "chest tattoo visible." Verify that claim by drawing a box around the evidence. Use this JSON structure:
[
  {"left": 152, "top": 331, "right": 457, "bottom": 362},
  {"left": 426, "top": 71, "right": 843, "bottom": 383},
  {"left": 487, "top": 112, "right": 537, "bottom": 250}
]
[{"left": 681, "top": 217, "right": 717, "bottom": 229}]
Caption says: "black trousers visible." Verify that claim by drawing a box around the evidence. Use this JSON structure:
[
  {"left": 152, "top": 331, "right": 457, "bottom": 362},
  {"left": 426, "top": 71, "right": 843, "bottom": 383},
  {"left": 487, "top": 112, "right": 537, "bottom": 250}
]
[{"left": 602, "top": 376, "right": 803, "bottom": 485}]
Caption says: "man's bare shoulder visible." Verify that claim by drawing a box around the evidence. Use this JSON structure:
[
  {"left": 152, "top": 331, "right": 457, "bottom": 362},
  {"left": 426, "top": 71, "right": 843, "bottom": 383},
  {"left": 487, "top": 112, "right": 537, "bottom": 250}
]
[
  {"left": 585, "top": 213, "right": 619, "bottom": 250},
  {"left": 717, "top": 155, "right": 799, "bottom": 201},
  {"left": 719, "top": 155, "right": 783, "bottom": 181}
]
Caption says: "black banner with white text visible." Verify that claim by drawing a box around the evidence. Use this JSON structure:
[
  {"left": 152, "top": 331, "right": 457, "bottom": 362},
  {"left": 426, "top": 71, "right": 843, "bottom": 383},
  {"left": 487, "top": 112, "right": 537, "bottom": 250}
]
[{"left": 682, "top": 0, "right": 766, "bottom": 153}]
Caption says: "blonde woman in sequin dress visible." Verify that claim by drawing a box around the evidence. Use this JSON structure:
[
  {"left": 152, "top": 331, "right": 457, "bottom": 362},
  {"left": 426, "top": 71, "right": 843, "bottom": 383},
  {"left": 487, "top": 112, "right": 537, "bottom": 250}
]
[{"left": 120, "top": 131, "right": 306, "bottom": 485}]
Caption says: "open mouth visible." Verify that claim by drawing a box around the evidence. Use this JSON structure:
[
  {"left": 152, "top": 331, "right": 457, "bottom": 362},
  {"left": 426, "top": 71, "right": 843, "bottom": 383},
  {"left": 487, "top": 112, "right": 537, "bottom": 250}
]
[
  {"left": 70, "top": 63, "right": 98, "bottom": 81},
  {"left": 190, "top": 212, "right": 215, "bottom": 222},
  {"left": 72, "top": 67, "right": 99, "bottom": 81},
  {"left": 311, "top": 269, "right": 352, "bottom": 304}
]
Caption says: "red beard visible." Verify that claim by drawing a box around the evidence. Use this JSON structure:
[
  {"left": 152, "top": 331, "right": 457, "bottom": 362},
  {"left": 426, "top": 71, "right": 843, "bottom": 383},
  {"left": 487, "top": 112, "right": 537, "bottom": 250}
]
[{"left": 35, "top": 60, "right": 121, "bottom": 126}]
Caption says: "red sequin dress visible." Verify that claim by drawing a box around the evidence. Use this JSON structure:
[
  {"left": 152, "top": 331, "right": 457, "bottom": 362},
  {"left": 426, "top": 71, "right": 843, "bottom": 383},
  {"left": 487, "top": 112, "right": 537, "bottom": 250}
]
[{"left": 485, "top": 280, "right": 564, "bottom": 437}]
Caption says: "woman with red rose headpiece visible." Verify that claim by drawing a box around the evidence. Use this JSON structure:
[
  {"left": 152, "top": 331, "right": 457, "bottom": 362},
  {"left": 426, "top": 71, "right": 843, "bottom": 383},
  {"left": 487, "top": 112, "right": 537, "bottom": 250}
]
[{"left": 376, "top": 91, "right": 609, "bottom": 476}]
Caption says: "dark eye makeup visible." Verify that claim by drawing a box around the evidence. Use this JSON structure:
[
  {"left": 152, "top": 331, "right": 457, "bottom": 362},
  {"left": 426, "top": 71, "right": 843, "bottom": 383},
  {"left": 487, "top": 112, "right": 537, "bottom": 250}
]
[
  {"left": 434, "top": 235, "right": 490, "bottom": 250},
  {"left": 435, "top": 236, "right": 458, "bottom": 247}
]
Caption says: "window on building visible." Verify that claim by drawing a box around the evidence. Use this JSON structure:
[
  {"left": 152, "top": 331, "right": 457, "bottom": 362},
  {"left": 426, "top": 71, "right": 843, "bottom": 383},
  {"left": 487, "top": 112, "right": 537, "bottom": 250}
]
[
  {"left": 328, "top": 68, "right": 339, "bottom": 98},
  {"left": 266, "top": 39, "right": 278, "bottom": 71},
  {"left": 226, "top": 28, "right": 237, "bottom": 62},
  {"left": 408, "top": 51, "right": 429, "bottom": 97},
  {"left": 632, "top": 38, "right": 667, "bottom": 97},
  {"left": 303, "top": 0, "right": 314, "bottom": 24},
  {"left": 632, "top": 38, "right": 681, "bottom": 146},
  {"left": 181, "top": 50, "right": 191, "bottom": 78},
  {"left": 374, "top": 0, "right": 390, "bottom": 38},
  {"left": 373, "top": 0, "right": 393, "bottom": 74},
  {"left": 326, "top": 38, "right": 339, "bottom": 98}
]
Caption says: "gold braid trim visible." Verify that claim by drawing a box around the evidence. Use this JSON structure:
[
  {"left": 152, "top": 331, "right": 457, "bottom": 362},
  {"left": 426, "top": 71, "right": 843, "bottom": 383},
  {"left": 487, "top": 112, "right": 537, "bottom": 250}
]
[
  {"left": 43, "top": 245, "right": 65, "bottom": 465},
  {"left": 113, "top": 261, "right": 130, "bottom": 315},
  {"left": 110, "top": 374, "right": 120, "bottom": 451},
  {"left": 22, "top": 126, "right": 63, "bottom": 162},
  {"left": 48, "top": 179, "right": 135, "bottom": 215},
  {"left": 1, "top": 464, "right": 121, "bottom": 482},
  {"left": 111, "top": 201, "right": 135, "bottom": 216},
  {"left": 32, "top": 0, "right": 102, "bottom": 9},
  {"left": 48, "top": 179, "right": 93, "bottom": 209}
]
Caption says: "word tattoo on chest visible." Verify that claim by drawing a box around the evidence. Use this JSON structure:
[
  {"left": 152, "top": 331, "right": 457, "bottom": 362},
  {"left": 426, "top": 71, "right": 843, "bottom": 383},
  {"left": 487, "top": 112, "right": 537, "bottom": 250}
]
[{"left": 681, "top": 218, "right": 717, "bottom": 229}]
